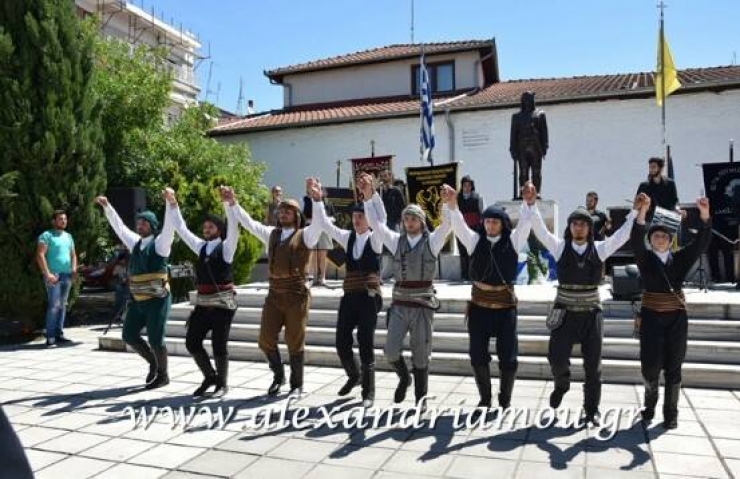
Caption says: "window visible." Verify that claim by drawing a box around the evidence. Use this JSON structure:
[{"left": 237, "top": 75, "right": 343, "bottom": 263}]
[{"left": 412, "top": 61, "right": 455, "bottom": 96}]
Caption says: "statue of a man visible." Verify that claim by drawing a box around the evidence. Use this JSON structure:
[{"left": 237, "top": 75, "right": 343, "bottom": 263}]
[{"left": 510, "top": 91, "right": 549, "bottom": 195}]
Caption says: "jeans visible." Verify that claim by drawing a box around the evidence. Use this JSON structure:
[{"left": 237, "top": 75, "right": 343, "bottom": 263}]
[
  {"left": 44, "top": 273, "right": 73, "bottom": 339},
  {"left": 112, "top": 281, "right": 129, "bottom": 320}
]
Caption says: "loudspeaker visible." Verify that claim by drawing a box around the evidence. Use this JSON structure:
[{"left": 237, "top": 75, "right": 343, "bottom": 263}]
[
  {"left": 106, "top": 187, "right": 146, "bottom": 230},
  {"left": 611, "top": 264, "right": 642, "bottom": 301}
]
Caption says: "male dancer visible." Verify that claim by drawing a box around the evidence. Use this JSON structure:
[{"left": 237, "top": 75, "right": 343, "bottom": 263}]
[
  {"left": 441, "top": 182, "right": 535, "bottom": 412},
  {"left": 527, "top": 185, "right": 642, "bottom": 423},
  {"left": 306, "top": 178, "right": 383, "bottom": 408},
  {"left": 224, "top": 183, "right": 322, "bottom": 396},
  {"left": 357, "top": 173, "right": 452, "bottom": 410},
  {"left": 632, "top": 195, "right": 711, "bottom": 429},
  {"left": 166, "top": 188, "right": 239, "bottom": 397},
  {"left": 95, "top": 190, "right": 176, "bottom": 389}
]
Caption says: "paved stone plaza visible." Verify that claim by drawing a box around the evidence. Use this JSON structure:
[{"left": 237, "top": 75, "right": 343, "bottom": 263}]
[{"left": 2, "top": 326, "right": 740, "bottom": 479}]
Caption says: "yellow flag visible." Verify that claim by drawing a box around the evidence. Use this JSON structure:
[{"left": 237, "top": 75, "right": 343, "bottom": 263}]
[{"left": 656, "top": 32, "right": 681, "bottom": 106}]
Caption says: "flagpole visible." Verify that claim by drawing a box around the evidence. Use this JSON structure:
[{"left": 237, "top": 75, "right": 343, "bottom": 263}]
[
  {"left": 659, "top": 1, "right": 667, "bottom": 156},
  {"left": 419, "top": 42, "right": 424, "bottom": 164}
]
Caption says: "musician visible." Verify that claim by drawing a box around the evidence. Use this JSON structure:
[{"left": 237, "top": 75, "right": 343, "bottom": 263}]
[{"left": 636, "top": 157, "right": 679, "bottom": 221}]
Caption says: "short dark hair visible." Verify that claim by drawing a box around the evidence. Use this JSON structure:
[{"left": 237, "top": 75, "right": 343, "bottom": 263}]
[
  {"left": 648, "top": 157, "right": 665, "bottom": 168},
  {"left": 51, "top": 210, "right": 66, "bottom": 220},
  {"left": 586, "top": 191, "right": 598, "bottom": 199}
]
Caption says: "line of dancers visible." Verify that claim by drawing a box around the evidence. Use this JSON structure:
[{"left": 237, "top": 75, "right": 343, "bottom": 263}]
[{"left": 95, "top": 173, "right": 711, "bottom": 430}]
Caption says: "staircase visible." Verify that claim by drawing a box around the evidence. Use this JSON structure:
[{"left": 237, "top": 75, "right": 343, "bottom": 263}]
[{"left": 99, "top": 282, "right": 740, "bottom": 388}]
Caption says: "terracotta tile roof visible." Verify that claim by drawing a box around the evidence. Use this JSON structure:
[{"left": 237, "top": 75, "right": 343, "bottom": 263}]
[
  {"left": 265, "top": 40, "right": 494, "bottom": 80},
  {"left": 211, "top": 65, "right": 740, "bottom": 135}
]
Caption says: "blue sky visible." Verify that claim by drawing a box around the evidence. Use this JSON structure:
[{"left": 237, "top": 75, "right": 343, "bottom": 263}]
[{"left": 139, "top": 0, "right": 740, "bottom": 113}]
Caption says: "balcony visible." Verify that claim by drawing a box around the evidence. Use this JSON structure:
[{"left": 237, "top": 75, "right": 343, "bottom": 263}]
[{"left": 168, "top": 64, "right": 198, "bottom": 90}]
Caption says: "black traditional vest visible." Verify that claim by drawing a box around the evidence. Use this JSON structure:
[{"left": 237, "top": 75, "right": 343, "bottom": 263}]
[
  {"left": 556, "top": 241, "right": 602, "bottom": 286},
  {"left": 470, "top": 235, "right": 518, "bottom": 286},
  {"left": 346, "top": 232, "right": 380, "bottom": 273},
  {"left": 196, "top": 242, "right": 234, "bottom": 287}
]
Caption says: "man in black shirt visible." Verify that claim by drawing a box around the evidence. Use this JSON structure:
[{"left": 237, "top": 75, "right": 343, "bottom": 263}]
[
  {"left": 585, "top": 191, "right": 609, "bottom": 241},
  {"left": 456, "top": 175, "right": 485, "bottom": 280},
  {"left": 378, "top": 169, "right": 407, "bottom": 231},
  {"left": 631, "top": 194, "right": 711, "bottom": 430},
  {"left": 636, "top": 157, "right": 679, "bottom": 221}
]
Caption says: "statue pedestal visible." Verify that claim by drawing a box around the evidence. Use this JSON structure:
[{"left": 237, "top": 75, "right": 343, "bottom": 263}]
[{"left": 494, "top": 199, "right": 559, "bottom": 233}]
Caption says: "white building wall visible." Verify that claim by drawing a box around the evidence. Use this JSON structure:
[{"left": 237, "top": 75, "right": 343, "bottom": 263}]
[
  {"left": 282, "top": 51, "right": 481, "bottom": 106},
  {"left": 219, "top": 89, "right": 740, "bottom": 226},
  {"left": 75, "top": 0, "right": 200, "bottom": 107}
]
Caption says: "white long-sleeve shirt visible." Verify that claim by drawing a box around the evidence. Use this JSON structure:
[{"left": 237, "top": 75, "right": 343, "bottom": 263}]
[
  {"left": 450, "top": 203, "right": 532, "bottom": 254},
  {"left": 170, "top": 203, "right": 239, "bottom": 264},
  {"left": 230, "top": 203, "right": 322, "bottom": 249},
  {"left": 311, "top": 200, "right": 383, "bottom": 259},
  {"left": 363, "top": 192, "right": 452, "bottom": 256},
  {"left": 103, "top": 204, "right": 175, "bottom": 257},
  {"left": 528, "top": 204, "right": 636, "bottom": 261}
]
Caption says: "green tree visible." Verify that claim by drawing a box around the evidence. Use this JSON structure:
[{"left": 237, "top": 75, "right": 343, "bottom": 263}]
[
  {"left": 91, "top": 37, "right": 171, "bottom": 186},
  {"left": 92, "top": 36, "right": 266, "bottom": 283},
  {"left": 0, "top": 1, "right": 106, "bottom": 328},
  {"left": 134, "top": 104, "right": 267, "bottom": 286}
]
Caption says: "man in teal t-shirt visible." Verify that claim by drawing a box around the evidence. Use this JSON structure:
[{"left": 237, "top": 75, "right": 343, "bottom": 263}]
[{"left": 36, "top": 210, "right": 77, "bottom": 346}]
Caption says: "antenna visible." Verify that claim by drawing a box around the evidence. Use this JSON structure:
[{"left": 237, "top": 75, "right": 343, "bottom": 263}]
[
  {"left": 204, "top": 61, "right": 215, "bottom": 102},
  {"left": 410, "top": 0, "right": 415, "bottom": 44},
  {"left": 235, "top": 77, "right": 246, "bottom": 116}
]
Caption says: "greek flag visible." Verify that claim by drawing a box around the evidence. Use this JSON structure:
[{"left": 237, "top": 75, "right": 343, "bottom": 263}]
[{"left": 419, "top": 51, "right": 435, "bottom": 164}]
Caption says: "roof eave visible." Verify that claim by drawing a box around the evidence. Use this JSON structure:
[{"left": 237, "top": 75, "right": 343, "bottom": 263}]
[
  {"left": 209, "top": 79, "right": 740, "bottom": 137},
  {"left": 264, "top": 41, "right": 495, "bottom": 82}
]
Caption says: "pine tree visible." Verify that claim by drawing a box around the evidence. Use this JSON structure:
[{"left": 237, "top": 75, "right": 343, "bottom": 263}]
[{"left": 0, "top": 0, "right": 105, "bottom": 330}]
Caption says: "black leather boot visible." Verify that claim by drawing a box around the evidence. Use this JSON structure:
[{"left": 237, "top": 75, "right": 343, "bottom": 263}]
[
  {"left": 145, "top": 345, "right": 170, "bottom": 389},
  {"left": 266, "top": 350, "right": 285, "bottom": 396},
  {"left": 289, "top": 352, "right": 304, "bottom": 397},
  {"left": 192, "top": 351, "right": 217, "bottom": 396},
  {"left": 361, "top": 363, "right": 375, "bottom": 408},
  {"left": 498, "top": 369, "right": 516, "bottom": 410},
  {"left": 642, "top": 379, "right": 659, "bottom": 424},
  {"left": 337, "top": 356, "right": 361, "bottom": 396},
  {"left": 583, "top": 379, "right": 602, "bottom": 426},
  {"left": 662, "top": 383, "right": 681, "bottom": 430},
  {"left": 213, "top": 355, "right": 229, "bottom": 397},
  {"left": 472, "top": 364, "right": 492, "bottom": 408},
  {"left": 391, "top": 358, "right": 411, "bottom": 403},
  {"left": 129, "top": 341, "right": 157, "bottom": 385},
  {"left": 413, "top": 367, "right": 429, "bottom": 412},
  {"left": 549, "top": 384, "right": 569, "bottom": 409}
]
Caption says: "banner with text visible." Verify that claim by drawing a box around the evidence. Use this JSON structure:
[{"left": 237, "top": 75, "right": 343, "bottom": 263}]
[
  {"left": 702, "top": 161, "right": 740, "bottom": 239},
  {"left": 350, "top": 155, "right": 393, "bottom": 201},
  {"left": 405, "top": 162, "right": 458, "bottom": 230}
]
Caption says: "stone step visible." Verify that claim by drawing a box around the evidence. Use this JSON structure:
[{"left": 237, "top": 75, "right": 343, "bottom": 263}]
[
  {"left": 98, "top": 335, "right": 740, "bottom": 389},
  {"left": 163, "top": 319, "right": 740, "bottom": 365},
  {"left": 191, "top": 282, "right": 740, "bottom": 320},
  {"left": 169, "top": 304, "right": 740, "bottom": 341}
]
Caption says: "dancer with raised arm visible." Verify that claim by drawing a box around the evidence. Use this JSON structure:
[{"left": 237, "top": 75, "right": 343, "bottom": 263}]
[
  {"left": 441, "top": 182, "right": 535, "bottom": 414},
  {"left": 357, "top": 173, "right": 452, "bottom": 411},
  {"left": 166, "top": 188, "right": 239, "bottom": 397},
  {"left": 528, "top": 184, "right": 642, "bottom": 424},
  {"left": 95, "top": 189, "right": 177, "bottom": 389},
  {"left": 632, "top": 195, "right": 711, "bottom": 429},
  {"left": 306, "top": 177, "right": 383, "bottom": 408},
  {"left": 224, "top": 183, "right": 322, "bottom": 397}
]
